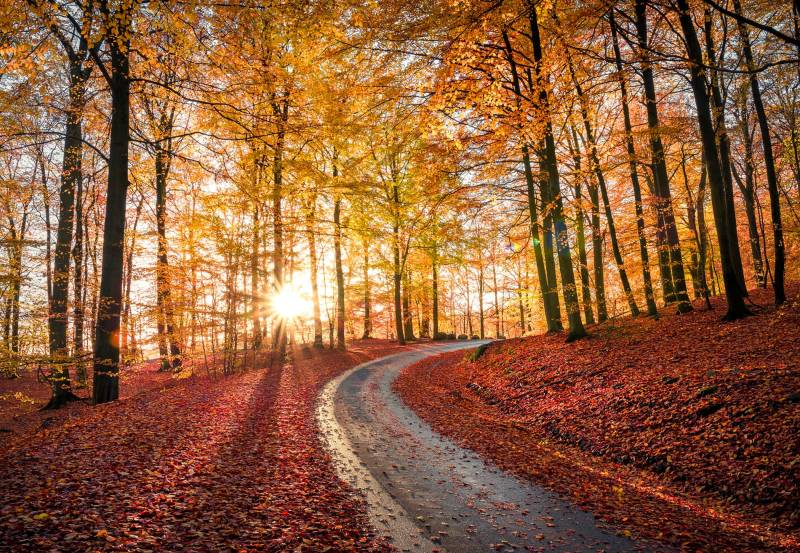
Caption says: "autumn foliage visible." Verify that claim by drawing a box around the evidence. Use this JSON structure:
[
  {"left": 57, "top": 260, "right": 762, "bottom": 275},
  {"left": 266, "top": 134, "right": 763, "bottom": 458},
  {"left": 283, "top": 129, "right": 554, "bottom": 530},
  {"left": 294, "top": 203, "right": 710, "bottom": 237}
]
[
  {"left": 395, "top": 285, "right": 800, "bottom": 552},
  {"left": 0, "top": 341, "right": 401, "bottom": 551}
]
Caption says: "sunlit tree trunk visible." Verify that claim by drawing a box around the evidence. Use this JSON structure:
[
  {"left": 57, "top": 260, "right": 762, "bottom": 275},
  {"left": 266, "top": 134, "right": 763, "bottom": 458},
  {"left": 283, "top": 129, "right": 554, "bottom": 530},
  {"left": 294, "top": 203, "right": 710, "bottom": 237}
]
[
  {"left": 634, "top": 0, "right": 692, "bottom": 313},
  {"left": 306, "top": 198, "right": 324, "bottom": 347},
  {"left": 567, "top": 126, "right": 595, "bottom": 326},
  {"left": 361, "top": 240, "right": 371, "bottom": 339},
  {"left": 270, "top": 96, "right": 288, "bottom": 358},
  {"left": 431, "top": 249, "right": 439, "bottom": 339},
  {"left": 609, "top": 10, "right": 657, "bottom": 317},
  {"left": 333, "top": 195, "right": 346, "bottom": 350},
  {"left": 527, "top": 0, "right": 585, "bottom": 341}
]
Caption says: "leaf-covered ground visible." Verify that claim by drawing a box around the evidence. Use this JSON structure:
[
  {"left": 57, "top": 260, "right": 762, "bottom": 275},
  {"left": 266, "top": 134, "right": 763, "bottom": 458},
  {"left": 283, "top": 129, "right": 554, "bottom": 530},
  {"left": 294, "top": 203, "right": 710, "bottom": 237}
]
[
  {"left": 394, "top": 286, "right": 800, "bottom": 553},
  {"left": 0, "top": 340, "right": 403, "bottom": 552}
]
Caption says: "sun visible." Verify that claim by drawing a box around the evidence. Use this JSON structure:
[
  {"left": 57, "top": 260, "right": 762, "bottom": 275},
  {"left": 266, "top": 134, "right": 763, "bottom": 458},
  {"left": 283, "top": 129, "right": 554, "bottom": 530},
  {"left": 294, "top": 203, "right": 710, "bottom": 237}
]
[{"left": 270, "top": 285, "right": 311, "bottom": 320}]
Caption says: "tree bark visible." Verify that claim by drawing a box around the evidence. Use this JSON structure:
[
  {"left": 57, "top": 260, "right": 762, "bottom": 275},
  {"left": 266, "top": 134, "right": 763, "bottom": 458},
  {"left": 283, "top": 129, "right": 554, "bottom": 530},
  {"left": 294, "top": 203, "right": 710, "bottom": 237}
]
[
  {"left": 675, "top": 0, "right": 751, "bottom": 320},
  {"left": 333, "top": 196, "right": 346, "bottom": 350},
  {"left": 567, "top": 126, "right": 596, "bottom": 325},
  {"left": 733, "top": 0, "right": 785, "bottom": 304},
  {"left": 527, "top": 0, "right": 586, "bottom": 341},
  {"left": 609, "top": 10, "right": 658, "bottom": 316},
  {"left": 93, "top": 26, "right": 132, "bottom": 404},
  {"left": 634, "top": 0, "right": 692, "bottom": 313},
  {"left": 361, "top": 240, "right": 371, "bottom": 339}
]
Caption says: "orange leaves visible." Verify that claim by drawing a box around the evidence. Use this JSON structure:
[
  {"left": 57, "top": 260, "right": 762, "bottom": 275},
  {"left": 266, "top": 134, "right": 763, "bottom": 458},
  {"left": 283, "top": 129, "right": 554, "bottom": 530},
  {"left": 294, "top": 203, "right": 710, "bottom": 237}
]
[{"left": 395, "top": 285, "right": 800, "bottom": 552}]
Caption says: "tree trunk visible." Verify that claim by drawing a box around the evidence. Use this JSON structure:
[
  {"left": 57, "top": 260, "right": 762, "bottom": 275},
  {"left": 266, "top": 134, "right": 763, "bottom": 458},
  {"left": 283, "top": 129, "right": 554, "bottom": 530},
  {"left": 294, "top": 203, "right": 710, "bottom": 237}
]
[
  {"left": 431, "top": 250, "right": 439, "bottom": 339},
  {"left": 478, "top": 262, "right": 485, "bottom": 339},
  {"left": 402, "top": 270, "right": 415, "bottom": 340},
  {"left": 527, "top": 0, "right": 586, "bottom": 341},
  {"left": 333, "top": 196, "right": 346, "bottom": 350},
  {"left": 93, "top": 37, "right": 131, "bottom": 404},
  {"left": 251, "top": 203, "right": 262, "bottom": 349},
  {"left": 734, "top": 90, "right": 766, "bottom": 288},
  {"left": 634, "top": 0, "right": 692, "bottom": 313},
  {"left": 306, "top": 199, "right": 324, "bottom": 347},
  {"left": 155, "top": 144, "right": 181, "bottom": 371},
  {"left": 567, "top": 126, "right": 596, "bottom": 325},
  {"left": 588, "top": 178, "right": 607, "bottom": 322},
  {"left": 271, "top": 96, "right": 288, "bottom": 358},
  {"left": 361, "top": 240, "right": 371, "bottom": 339},
  {"left": 47, "top": 58, "right": 88, "bottom": 407},
  {"left": 392, "top": 180, "right": 405, "bottom": 344},
  {"left": 500, "top": 31, "right": 560, "bottom": 332},
  {"left": 675, "top": 0, "right": 751, "bottom": 320},
  {"left": 734, "top": 0, "right": 785, "bottom": 304},
  {"left": 703, "top": 8, "right": 748, "bottom": 293},
  {"left": 566, "top": 33, "right": 639, "bottom": 317},
  {"left": 610, "top": 10, "right": 657, "bottom": 316}
]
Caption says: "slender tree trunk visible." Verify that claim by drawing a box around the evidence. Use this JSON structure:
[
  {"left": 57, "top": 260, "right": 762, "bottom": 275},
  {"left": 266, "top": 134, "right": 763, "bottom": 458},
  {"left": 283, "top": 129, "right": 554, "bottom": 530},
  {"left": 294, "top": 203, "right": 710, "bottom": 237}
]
[
  {"left": 588, "top": 177, "right": 607, "bottom": 321},
  {"left": 155, "top": 144, "right": 181, "bottom": 371},
  {"left": 392, "top": 180, "right": 405, "bottom": 344},
  {"left": 566, "top": 31, "right": 639, "bottom": 317},
  {"left": 567, "top": 126, "right": 595, "bottom": 325},
  {"left": 501, "top": 31, "right": 559, "bottom": 331},
  {"left": 48, "top": 58, "right": 88, "bottom": 407},
  {"left": 333, "top": 196, "right": 346, "bottom": 350},
  {"left": 703, "top": 8, "right": 748, "bottom": 293},
  {"left": 675, "top": 0, "right": 751, "bottom": 320},
  {"left": 734, "top": 0, "right": 785, "bottom": 304},
  {"left": 432, "top": 250, "right": 439, "bottom": 339},
  {"left": 251, "top": 203, "right": 262, "bottom": 349},
  {"left": 491, "top": 257, "right": 501, "bottom": 336},
  {"left": 72, "top": 160, "right": 86, "bottom": 384},
  {"left": 634, "top": 0, "right": 692, "bottom": 313},
  {"left": 271, "top": 97, "right": 288, "bottom": 358},
  {"left": 527, "top": 0, "right": 585, "bottom": 341},
  {"left": 402, "top": 270, "right": 415, "bottom": 340},
  {"left": 361, "top": 240, "right": 371, "bottom": 339},
  {"left": 306, "top": 200, "right": 324, "bottom": 347},
  {"left": 610, "top": 10, "right": 657, "bottom": 316},
  {"left": 734, "top": 90, "right": 766, "bottom": 288}
]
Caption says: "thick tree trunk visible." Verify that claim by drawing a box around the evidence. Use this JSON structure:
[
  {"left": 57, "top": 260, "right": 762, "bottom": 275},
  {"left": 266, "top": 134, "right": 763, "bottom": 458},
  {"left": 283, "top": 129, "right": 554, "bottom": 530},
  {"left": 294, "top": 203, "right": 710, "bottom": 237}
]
[
  {"left": 676, "top": 0, "right": 751, "bottom": 320},
  {"left": 527, "top": 0, "right": 586, "bottom": 341},
  {"left": 72, "top": 160, "right": 86, "bottom": 384},
  {"left": 634, "top": 0, "right": 692, "bottom": 313},
  {"left": 734, "top": 0, "right": 785, "bottom": 305},
  {"left": 93, "top": 41, "right": 131, "bottom": 405},
  {"left": 610, "top": 10, "right": 658, "bottom": 316}
]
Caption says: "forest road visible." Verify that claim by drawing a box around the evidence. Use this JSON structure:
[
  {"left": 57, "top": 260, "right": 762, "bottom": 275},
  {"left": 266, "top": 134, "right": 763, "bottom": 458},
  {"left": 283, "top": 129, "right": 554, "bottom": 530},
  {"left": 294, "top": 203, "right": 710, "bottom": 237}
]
[{"left": 317, "top": 341, "right": 647, "bottom": 553}]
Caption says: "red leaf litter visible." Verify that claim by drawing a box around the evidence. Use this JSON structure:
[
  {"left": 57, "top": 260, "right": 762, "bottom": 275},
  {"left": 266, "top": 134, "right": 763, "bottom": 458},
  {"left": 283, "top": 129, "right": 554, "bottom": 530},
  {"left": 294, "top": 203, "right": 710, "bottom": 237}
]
[
  {"left": 0, "top": 339, "right": 403, "bottom": 552},
  {"left": 394, "top": 286, "right": 800, "bottom": 553}
]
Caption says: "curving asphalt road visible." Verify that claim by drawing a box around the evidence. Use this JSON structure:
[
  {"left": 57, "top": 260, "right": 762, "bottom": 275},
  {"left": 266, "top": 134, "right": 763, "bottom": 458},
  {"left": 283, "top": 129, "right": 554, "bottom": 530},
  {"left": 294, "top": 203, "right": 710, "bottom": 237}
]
[{"left": 317, "top": 342, "right": 643, "bottom": 553}]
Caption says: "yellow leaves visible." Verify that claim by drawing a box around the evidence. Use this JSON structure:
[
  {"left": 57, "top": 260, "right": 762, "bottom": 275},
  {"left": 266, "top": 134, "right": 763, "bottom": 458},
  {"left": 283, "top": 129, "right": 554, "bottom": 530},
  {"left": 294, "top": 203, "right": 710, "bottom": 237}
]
[{"left": 31, "top": 512, "right": 50, "bottom": 521}]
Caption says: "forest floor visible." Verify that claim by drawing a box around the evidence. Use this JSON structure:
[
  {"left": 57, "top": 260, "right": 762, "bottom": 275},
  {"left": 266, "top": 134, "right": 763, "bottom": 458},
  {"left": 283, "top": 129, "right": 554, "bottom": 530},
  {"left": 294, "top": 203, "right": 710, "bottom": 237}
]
[
  {"left": 394, "top": 285, "right": 800, "bottom": 552},
  {"left": 0, "top": 339, "right": 404, "bottom": 551}
]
